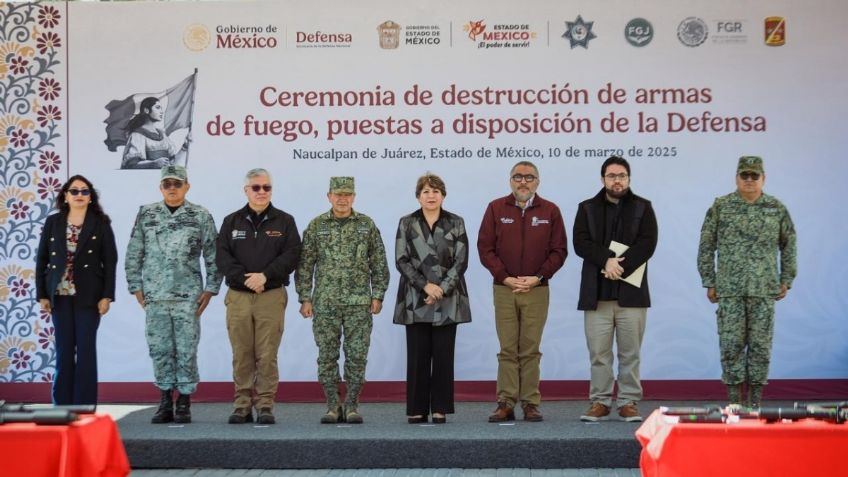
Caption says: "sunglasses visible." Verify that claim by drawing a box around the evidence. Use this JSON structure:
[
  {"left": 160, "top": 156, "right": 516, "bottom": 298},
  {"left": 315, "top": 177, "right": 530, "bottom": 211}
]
[
  {"left": 67, "top": 188, "right": 91, "bottom": 196},
  {"left": 739, "top": 172, "right": 761, "bottom": 181},
  {"left": 161, "top": 179, "right": 184, "bottom": 189},
  {"left": 248, "top": 184, "right": 272, "bottom": 193}
]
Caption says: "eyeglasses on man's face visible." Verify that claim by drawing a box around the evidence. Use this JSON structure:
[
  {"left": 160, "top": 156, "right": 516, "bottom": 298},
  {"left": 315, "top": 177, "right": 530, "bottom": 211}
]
[
  {"left": 67, "top": 188, "right": 90, "bottom": 196},
  {"left": 738, "top": 172, "right": 760, "bottom": 181},
  {"left": 247, "top": 184, "right": 272, "bottom": 193},
  {"left": 604, "top": 173, "right": 629, "bottom": 182},
  {"left": 511, "top": 174, "right": 537, "bottom": 183},
  {"left": 161, "top": 179, "right": 184, "bottom": 189}
]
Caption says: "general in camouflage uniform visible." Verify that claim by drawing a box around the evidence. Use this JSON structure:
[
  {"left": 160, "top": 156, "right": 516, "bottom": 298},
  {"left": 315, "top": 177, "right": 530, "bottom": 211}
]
[
  {"left": 697, "top": 156, "right": 797, "bottom": 407},
  {"left": 295, "top": 177, "right": 390, "bottom": 424},
  {"left": 125, "top": 165, "right": 222, "bottom": 424}
]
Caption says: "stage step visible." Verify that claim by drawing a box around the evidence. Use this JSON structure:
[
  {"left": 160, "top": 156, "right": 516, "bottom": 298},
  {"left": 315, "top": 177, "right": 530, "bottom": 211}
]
[{"left": 108, "top": 402, "right": 649, "bottom": 469}]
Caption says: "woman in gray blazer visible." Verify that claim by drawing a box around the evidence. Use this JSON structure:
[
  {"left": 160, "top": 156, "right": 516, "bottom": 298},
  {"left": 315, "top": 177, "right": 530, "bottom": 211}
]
[{"left": 393, "top": 173, "right": 471, "bottom": 424}]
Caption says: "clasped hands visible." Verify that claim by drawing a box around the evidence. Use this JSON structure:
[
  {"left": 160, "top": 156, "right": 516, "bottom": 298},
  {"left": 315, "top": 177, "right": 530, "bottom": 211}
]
[
  {"left": 602, "top": 257, "right": 625, "bottom": 280},
  {"left": 423, "top": 282, "right": 444, "bottom": 305},
  {"left": 502, "top": 275, "right": 543, "bottom": 294},
  {"left": 244, "top": 272, "right": 267, "bottom": 293}
]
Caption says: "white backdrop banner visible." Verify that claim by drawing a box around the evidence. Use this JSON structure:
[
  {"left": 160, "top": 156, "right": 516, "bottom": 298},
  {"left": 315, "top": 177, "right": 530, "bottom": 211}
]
[{"left": 51, "top": 0, "right": 847, "bottom": 384}]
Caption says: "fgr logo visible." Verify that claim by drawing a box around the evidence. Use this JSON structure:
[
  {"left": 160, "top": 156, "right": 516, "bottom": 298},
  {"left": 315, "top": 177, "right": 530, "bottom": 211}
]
[
  {"left": 712, "top": 20, "right": 748, "bottom": 44},
  {"left": 677, "top": 17, "right": 708, "bottom": 47},
  {"left": 624, "top": 18, "right": 653, "bottom": 47},
  {"left": 183, "top": 24, "right": 211, "bottom": 51}
]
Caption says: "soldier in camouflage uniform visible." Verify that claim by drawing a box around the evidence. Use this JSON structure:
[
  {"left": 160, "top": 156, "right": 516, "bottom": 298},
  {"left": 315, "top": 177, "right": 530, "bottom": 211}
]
[
  {"left": 295, "top": 177, "right": 390, "bottom": 424},
  {"left": 125, "top": 165, "right": 222, "bottom": 424},
  {"left": 697, "top": 156, "right": 797, "bottom": 407}
]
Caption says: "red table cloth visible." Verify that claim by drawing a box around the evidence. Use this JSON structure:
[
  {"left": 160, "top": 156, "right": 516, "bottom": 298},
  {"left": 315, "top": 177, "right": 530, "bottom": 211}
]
[
  {"left": 0, "top": 413, "right": 129, "bottom": 477},
  {"left": 636, "top": 409, "right": 846, "bottom": 477}
]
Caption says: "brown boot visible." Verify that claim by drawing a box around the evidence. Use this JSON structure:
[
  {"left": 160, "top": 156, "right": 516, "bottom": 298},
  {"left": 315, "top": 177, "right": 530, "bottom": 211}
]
[
  {"left": 522, "top": 403, "right": 544, "bottom": 422},
  {"left": 488, "top": 402, "right": 515, "bottom": 422}
]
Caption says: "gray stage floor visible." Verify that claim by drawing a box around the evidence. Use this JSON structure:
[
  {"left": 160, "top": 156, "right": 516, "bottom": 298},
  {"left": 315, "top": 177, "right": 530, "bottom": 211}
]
[{"left": 99, "top": 400, "right": 707, "bottom": 470}]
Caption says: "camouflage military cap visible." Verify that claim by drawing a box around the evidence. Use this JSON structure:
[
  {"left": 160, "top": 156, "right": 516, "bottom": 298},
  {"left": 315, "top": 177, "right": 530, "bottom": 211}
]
[
  {"left": 329, "top": 176, "right": 355, "bottom": 193},
  {"left": 737, "top": 156, "right": 764, "bottom": 174},
  {"left": 161, "top": 165, "right": 187, "bottom": 181}
]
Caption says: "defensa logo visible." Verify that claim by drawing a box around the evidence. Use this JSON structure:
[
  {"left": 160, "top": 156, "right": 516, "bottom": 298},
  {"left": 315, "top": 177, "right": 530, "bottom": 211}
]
[
  {"left": 624, "top": 18, "right": 653, "bottom": 47},
  {"left": 677, "top": 17, "right": 708, "bottom": 47},
  {"left": 296, "top": 30, "right": 353, "bottom": 48},
  {"left": 216, "top": 24, "right": 279, "bottom": 49},
  {"left": 183, "top": 24, "right": 211, "bottom": 51}
]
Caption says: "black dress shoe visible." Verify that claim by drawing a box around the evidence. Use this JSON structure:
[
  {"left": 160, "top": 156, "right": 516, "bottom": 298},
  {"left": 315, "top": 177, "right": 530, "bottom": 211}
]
[
  {"left": 431, "top": 414, "right": 447, "bottom": 424},
  {"left": 407, "top": 415, "right": 427, "bottom": 424}
]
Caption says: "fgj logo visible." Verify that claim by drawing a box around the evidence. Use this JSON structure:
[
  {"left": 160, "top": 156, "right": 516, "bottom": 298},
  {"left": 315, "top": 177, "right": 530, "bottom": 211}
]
[
  {"left": 562, "top": 15, "right": 596, "bottom": 49},
  {"left": 678, "top": 17, "right": 708, "bottom": 47},
  {"left": 624, "top": 18, "right": 653, "bottom": 47},
  {"left": 183, "top": 24, "right": 211, "bottom": 51},
  {"left": 764, "top": 16, "right": 786, "bottom": 46}
]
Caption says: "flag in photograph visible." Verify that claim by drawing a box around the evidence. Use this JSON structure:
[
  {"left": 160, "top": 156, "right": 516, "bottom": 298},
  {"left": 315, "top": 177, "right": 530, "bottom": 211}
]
[{"left": 103, "top": 71, "right": 197, "bottom": 152}]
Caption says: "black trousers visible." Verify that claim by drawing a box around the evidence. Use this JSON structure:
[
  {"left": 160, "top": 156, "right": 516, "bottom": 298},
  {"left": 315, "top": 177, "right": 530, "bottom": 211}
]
[
  {"left": 52, "top": 295, "right": 101, "bottom": 405},
  {"left": 405, "top": 322, "right": 457, "bottom": 416}
]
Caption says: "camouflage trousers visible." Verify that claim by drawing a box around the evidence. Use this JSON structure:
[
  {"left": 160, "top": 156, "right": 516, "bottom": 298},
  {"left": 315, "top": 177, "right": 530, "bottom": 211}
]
[
  {"left": 145, "top": 300, "right": 201, "bottom": 395},
  {"left": 312, "top": 304, "right": 372, "bottom": 407},
  {"left": 717, "top": 297, "right": 775, "bottom": 386}
]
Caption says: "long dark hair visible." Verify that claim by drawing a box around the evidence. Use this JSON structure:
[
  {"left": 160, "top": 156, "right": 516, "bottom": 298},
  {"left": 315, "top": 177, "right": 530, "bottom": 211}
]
[
  {"left": 124, "top": 96, "right": 159, "bottom": 133},
  {"left": 57, "top": 175, "right": 110, "bottom": 223}
]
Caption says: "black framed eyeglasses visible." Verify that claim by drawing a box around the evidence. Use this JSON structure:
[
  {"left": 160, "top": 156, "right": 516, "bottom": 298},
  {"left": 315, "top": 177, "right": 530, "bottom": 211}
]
[
  {"left": 248, "top": 184, "right": 272, "bottom": 193},
  {"left": 511, "top": 174, "right": 537, "bottom": 183},
  {"left": 68, "top": 188, "right": 91, "bottom": 196},
  {"left": 739, "top": 172, "right": 760, "bottom": 181},
  {"left": 161, "top": 179, "right": 184, "bottom": 189}
]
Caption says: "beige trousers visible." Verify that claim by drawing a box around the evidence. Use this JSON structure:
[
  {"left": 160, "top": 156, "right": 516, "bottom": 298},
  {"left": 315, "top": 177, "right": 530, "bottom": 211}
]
[
  {"left": 584, "top": 300, "right": 647, "bottom": 408},
  {"left": 493, "top": 285, "right": 550, "bottom": 407},
  {"left": 225, "top": 287, "right": 286, "bottom": 411}
]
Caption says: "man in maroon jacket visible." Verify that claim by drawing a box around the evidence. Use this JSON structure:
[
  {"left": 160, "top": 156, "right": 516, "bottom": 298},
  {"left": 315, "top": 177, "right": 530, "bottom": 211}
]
[{"left": 477, "top": 161, "right": 568, "bottom": 422}]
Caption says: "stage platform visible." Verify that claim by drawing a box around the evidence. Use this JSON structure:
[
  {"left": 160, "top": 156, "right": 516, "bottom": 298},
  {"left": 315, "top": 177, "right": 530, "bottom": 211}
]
[{"left": 103, "top": 401, "right": 686, "bottom": 470}]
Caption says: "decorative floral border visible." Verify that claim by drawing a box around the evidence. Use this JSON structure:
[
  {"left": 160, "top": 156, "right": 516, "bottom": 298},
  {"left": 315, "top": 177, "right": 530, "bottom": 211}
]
[{"left": 0, "top": 2, "right": 64, "bottom": 383}]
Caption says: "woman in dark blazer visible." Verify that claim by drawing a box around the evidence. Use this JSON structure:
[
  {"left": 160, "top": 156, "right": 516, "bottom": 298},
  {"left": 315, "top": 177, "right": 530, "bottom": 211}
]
[
  {"left": 35, "top": 175, "right": 118, "bottom": 404},
  {"left": 393, "top": 173, "right": 471, "bottom": 424}
]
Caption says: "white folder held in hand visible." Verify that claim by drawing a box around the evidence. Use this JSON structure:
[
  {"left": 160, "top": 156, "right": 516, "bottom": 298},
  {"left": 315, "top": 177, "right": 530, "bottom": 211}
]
[{"left": 606, "top": 240, "right": 646, "bottom": 288}]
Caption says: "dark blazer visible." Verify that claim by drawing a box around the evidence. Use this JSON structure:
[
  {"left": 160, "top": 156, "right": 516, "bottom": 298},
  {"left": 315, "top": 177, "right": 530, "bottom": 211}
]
[
  {"left": 36, "top": 210, "right": 118, "bottom": 307},
  {"left": 573, "top": 188, "right": 658, "bottom": 311}
]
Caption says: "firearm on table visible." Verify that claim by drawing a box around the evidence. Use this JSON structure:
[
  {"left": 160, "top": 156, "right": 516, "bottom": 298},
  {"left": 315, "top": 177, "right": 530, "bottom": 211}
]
[
  {"left": 660, "top": 401, "right": 847, "bottom": 424},
  {"left": 0, "top": 400, "right": 96, "bottom": 425}
]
